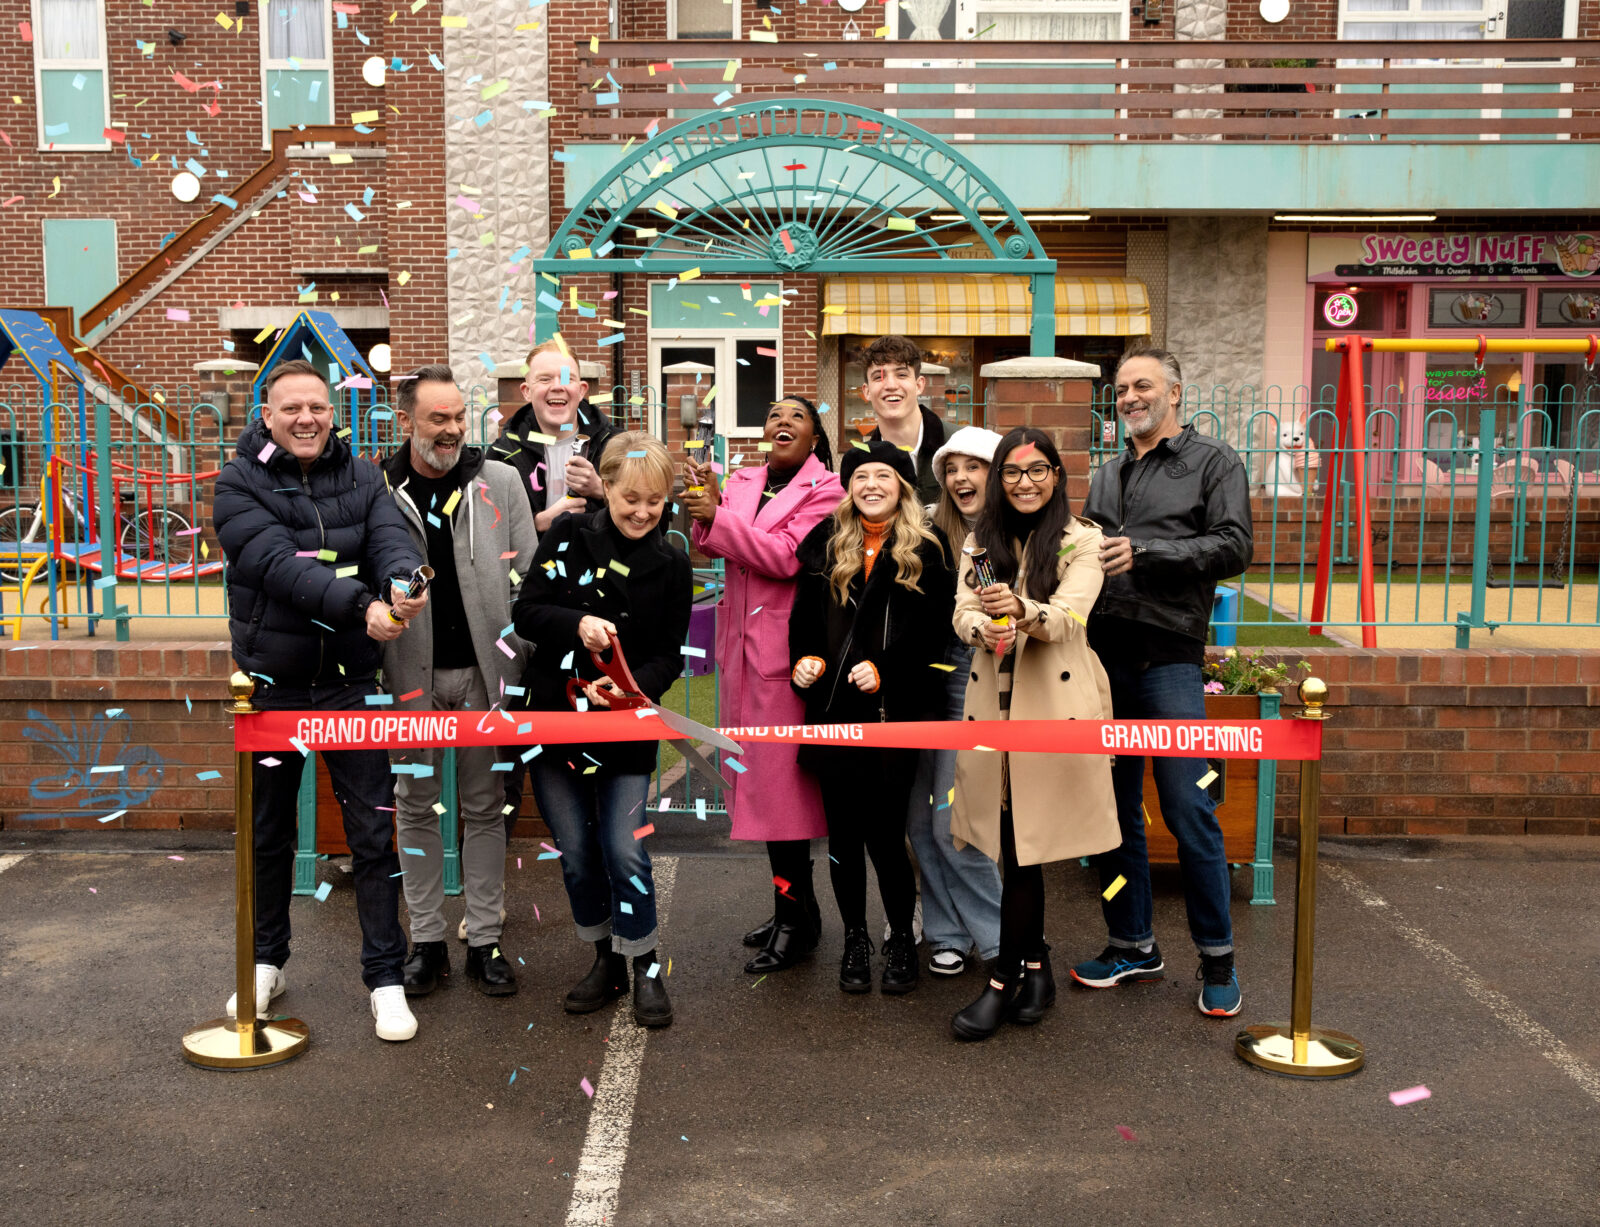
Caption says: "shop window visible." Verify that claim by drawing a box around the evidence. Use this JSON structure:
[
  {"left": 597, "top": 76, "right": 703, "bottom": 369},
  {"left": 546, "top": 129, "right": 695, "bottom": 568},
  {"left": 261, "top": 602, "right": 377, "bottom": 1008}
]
[
  {"left": 1427, "top": 287, "right": 1525, "bottom": 329},
  {"left": 33, "top": 0, "right": 109, "bottom": 150},
  {"left": 43, "top": 217, "right": 116, "bottom": 317},
  {"left": 1314, "top": 287, "right": 1386, "bottom": 332},
  {"left": 261, "top": 0, "right": 332, "bottom": 147},
  {"left": 1538, "top": 286, "right": 1600, "bottom": 328}
]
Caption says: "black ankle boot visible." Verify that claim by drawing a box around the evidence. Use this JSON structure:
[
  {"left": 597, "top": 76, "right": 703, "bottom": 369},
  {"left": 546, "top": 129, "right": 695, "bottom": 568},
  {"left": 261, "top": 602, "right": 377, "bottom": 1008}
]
[
  {"left": 402, "top": 940, "right": 450, "bottom": 997},
  {"left": 1008, "top": 948, "right": 1056, "bottom": 1025},
  {"left": 632, "top": 951, "right": 673, "bottom": 1027},
  {"left": 746, "top": 875, "right": 820, "bottom": 973},
  {"left": 564, "top": 939, "right": 629, "bottom": 1014},
  {"left": 881, "top": 929, "right": 919, "bottom": 995},
  {"left": 951, "top": 961, "right": 1020, "bottom": 1042},
  {"left": 466, "top": 942, "right": 519, "bottom": 997},
  {"left": 839, "top": 928, "right": 874, "bottom": 994}
]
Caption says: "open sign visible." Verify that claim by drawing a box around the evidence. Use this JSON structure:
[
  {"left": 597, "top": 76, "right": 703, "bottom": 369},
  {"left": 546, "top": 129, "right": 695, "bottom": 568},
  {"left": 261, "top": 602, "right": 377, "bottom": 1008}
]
[{"left": 1322, "top": 292, "right": 1358, "bottom": 328}]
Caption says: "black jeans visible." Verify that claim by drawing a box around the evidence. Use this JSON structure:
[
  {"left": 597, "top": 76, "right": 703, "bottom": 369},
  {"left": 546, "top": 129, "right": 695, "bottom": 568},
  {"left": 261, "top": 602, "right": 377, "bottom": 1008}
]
[
  {"left": 817, "top": 750, "right": 918, "bottom": 937},
  {"left": 252, "top": 678, "right": 407, "bottom": 990},
  {"left": 997, "top": 803, "right": 1045, "bottom": 970}
]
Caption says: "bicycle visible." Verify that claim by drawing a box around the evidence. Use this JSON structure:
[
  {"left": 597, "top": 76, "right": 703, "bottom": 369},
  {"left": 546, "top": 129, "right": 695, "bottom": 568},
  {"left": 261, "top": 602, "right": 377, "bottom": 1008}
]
[{"left": 0, "top": 472, "right": 195, "bottom": 586}]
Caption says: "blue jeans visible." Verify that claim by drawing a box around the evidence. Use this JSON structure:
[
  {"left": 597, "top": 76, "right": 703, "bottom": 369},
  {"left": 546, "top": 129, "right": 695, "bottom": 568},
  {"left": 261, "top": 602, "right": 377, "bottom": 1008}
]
[
  {"left": 1091, "top": 661, "right": 1234, "bottom": 956},
  {"left": 251, "top": 678, "right": 407, "bottom": 990},
  {"left": 907, "top": 641, "right": 1002, "bottom": 960},
  {"left": 527, "top": 763, "right": 658, "bottom": 956}
]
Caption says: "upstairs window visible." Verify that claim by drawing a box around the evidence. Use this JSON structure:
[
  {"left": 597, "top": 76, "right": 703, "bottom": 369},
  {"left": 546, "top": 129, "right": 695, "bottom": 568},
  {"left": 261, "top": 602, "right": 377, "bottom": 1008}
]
[
  {"left": 33, "top": 0, "right": 110, "bottom": 150},
  {"left": 261, "top": 0, "right": 333, "bottom": 147}
]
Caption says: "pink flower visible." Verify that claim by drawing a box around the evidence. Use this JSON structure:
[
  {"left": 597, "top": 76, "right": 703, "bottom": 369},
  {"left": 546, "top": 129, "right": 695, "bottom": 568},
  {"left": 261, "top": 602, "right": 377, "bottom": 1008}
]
[{"left": 1204, "top": 681, "right": 1226, "bottom": 694}]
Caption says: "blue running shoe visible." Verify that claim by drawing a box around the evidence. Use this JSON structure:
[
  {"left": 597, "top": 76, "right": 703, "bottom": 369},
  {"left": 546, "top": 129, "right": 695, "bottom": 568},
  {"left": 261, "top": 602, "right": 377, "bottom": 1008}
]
[
  {"left": 1197, "top": 952, "right": 1242, "bottom": 1017},
  {"left": 1069, "top": 943, "right": 1164, "bottom": 989}
]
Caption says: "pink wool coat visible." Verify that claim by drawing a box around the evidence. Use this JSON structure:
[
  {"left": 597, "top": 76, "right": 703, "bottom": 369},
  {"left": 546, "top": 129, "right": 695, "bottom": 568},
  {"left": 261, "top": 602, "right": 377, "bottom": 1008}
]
[{"left": 692, "top": 453, "right": 843, "bottom": 841}]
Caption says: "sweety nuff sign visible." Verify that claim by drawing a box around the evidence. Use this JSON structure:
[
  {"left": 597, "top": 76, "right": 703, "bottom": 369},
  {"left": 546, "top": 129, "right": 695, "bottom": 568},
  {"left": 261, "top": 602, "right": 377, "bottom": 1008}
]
[{"left": 1309, "top": 231, "right": 1598, "bottom": 280}]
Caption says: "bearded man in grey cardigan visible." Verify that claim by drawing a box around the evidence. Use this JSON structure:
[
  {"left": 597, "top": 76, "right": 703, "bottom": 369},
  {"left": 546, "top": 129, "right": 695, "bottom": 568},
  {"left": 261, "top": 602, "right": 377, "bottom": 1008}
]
[{"left": 381, "top": 365, "right": 537, "bottom": 999}]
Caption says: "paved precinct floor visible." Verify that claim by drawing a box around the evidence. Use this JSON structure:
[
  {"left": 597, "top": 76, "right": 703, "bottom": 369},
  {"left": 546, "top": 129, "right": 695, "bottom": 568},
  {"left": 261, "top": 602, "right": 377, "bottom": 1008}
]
[{"left": 0, "top": 833, "right": 1596, "bottom": 1226}]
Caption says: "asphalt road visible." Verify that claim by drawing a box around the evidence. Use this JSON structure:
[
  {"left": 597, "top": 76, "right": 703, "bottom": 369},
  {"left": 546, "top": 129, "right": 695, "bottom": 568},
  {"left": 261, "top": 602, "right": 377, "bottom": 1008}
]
[{"left": 0, "top": 834, "right": 1596, "bottom": 1226}]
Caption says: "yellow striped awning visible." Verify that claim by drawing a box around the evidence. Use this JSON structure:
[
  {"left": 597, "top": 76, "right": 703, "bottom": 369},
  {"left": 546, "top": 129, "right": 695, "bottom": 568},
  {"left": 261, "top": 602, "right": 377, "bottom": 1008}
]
[{"left": 821, "top": 275, "right": 1150, "bottom": 337}]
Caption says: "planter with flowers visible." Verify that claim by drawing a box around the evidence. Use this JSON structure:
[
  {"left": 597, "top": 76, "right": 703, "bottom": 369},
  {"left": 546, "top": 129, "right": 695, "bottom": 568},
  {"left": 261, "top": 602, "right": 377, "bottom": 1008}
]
[{"left": 1140, "top": 649, "right": 1310, "bottom": 906}]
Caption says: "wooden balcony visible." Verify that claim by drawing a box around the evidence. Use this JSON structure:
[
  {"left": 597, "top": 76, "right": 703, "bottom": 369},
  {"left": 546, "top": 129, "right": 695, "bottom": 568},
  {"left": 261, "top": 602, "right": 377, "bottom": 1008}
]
[{"left": 572, "top": 39, "right": 1600, "bottom": 143}]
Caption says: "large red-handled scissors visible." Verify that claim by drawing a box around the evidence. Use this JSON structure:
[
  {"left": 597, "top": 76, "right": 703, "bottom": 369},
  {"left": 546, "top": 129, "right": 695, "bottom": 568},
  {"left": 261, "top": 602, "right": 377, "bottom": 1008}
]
[{"left": 567, "top": 632, "right": 741, "bottom": 789}]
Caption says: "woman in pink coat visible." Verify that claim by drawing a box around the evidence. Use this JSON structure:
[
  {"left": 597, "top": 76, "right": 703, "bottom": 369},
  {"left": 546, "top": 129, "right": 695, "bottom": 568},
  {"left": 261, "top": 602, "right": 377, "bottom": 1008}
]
[{"left": 683, "top": 396, "right": 842, "bottom": 975}]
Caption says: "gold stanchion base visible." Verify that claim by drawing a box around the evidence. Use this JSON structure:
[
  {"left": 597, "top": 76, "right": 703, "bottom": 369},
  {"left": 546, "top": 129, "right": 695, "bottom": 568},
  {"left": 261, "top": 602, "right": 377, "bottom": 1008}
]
[
  {"left": 1235, "top": 1023, "right": 1365, "bottom": 1078},
  {"left": 182, "top": 1016, "right": 309, "bottom": 1070}
]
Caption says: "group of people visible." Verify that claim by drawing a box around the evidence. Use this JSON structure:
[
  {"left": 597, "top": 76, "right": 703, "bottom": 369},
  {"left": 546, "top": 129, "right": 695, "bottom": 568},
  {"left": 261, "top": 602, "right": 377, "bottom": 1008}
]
[{"left": 212, "top": 332, "right": 1252, "bottom": 1046}]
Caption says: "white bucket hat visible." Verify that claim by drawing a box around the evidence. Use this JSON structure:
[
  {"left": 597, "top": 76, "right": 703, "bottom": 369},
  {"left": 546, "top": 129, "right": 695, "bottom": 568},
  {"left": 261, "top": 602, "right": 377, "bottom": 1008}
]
[{"left": 931, "top": 426, "right": 1005, "bottom": 483}]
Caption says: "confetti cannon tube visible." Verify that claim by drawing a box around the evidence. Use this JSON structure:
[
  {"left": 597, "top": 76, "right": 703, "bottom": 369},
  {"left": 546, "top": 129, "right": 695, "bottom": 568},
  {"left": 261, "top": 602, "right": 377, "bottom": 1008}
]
[
  {"left": 388, "top": 564, "right": 435, "bottom": 624},
  {"left": 1235, "top": 678, "right": 1364, "bottom": 1079},
  {"left": 967, "top": 547, "right": 1010, "bottom": 628},
  {"left": 181, "top": 672, "right": 309, "bottom": 1070}
]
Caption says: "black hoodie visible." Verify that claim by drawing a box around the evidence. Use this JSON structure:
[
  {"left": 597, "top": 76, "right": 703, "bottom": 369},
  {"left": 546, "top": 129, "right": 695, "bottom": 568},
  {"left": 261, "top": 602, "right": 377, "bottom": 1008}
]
[{"left": 488, "top": 396, "right": 620, "bottom": 521}]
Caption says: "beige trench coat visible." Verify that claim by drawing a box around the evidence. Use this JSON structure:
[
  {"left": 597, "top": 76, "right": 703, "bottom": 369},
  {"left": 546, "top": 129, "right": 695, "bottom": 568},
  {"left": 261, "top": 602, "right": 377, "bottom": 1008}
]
[{"left": 951, "top": 517, "right": 1120, "bottom": 867}]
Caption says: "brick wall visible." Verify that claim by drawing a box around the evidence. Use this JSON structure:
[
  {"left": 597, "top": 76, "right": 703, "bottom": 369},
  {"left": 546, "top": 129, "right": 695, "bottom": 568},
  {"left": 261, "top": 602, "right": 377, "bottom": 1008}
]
[
  {"left": 3, "top": 640, "right": 1596, "bottom": 835},
  {"left": 1262, "top": 647, "right": 1600, "bottom": 836}
]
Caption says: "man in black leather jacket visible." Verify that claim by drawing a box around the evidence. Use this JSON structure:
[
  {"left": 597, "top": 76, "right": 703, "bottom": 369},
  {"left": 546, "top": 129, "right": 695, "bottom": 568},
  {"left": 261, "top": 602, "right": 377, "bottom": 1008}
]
[
  {"left": 213, "top": 359, "right": 428, "bottom": 1043},
  {"left": 1068, "top": 346, "right": 1255, "bottom": 1021}
]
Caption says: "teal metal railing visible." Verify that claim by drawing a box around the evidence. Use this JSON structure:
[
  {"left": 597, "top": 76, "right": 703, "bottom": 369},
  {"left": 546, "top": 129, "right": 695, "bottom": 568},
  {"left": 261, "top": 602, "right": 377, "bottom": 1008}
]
[{"left": 1090, "top": 382, "right": 1600, "bottom": 643}]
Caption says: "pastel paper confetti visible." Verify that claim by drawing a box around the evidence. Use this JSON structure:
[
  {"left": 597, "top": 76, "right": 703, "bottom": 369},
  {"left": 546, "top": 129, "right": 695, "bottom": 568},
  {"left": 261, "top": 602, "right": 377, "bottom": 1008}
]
[{"left": 1102, "top": 874, "right": 1127, "bottom": 901}]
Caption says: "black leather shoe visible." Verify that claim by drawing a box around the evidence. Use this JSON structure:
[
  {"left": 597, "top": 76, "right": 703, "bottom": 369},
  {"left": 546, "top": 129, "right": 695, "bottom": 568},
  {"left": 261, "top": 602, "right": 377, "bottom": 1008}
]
[
  {"left": 402, "top": 940, "right": 449, "bottom": 997},
  {"left": 839, "top": 928, "right": 874, "bottom": 994},
  {"left": 465, "top": 942, "right": 519, "bottom": 997},
  {"left": 742, "top": 915, "right": 776, "bottom": 948},
  {"left": 881, "top": 930, "right": 920, "bottom": 995},
  {"left": 1008, "top": 949, "right": 1056, "bottom": 1024},
  {"left": 564, "top": 940, "right": 630, "bottom": 1014},
  {"left": 745, "top": 919, "right": 818, "bottom": 974},
  {"left": 951, "top": 963, "right": 1020, "bottom": 1042},
  {"left": 632, "top": 951, "right": 673, "bottom": 1027}
]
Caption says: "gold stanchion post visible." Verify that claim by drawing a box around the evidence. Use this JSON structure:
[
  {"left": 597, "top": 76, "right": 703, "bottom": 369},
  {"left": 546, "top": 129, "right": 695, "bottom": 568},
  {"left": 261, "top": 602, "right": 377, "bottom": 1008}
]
[
  {"left": 182, "top": 672, "right": 310, "bottom": 1069},
  {"left": 1235, "top": 677, "right": 1364, "bottom": 1078}
]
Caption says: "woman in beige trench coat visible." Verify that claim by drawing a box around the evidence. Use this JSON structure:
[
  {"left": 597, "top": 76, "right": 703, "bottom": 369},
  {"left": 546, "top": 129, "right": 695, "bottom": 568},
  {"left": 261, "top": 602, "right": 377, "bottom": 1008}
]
[{"left": 948, "top": 428, "right": 1120, "bottom": 1041}]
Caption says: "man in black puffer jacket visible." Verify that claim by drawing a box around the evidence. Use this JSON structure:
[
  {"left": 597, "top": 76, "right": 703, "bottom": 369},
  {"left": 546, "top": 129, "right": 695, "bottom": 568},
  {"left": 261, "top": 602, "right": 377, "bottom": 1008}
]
[{"left": 213, "top": 359, "right": 429, "bottom": 1044}]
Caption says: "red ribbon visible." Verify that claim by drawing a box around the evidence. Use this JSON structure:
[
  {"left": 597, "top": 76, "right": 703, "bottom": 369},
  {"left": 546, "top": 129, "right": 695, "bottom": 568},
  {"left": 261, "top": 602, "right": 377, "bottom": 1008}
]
[{"left": 236, "top": 710, "right": 1322, "bottom": 760}]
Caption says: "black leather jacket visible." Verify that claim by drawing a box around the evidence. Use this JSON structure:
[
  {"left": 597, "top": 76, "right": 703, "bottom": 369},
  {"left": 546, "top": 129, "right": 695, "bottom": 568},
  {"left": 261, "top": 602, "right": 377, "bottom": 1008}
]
[{"left": 1081, "top": 425, "right": 1253, "bottom": 642}]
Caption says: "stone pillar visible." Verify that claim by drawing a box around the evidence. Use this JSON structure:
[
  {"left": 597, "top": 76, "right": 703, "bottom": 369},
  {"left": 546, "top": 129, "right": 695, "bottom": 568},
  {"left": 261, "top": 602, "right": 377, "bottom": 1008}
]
[
  {"left": 191, "top": 359, "right": 259, "bottom": 437},
  {"left": 1173, "top": 0, "right": 1227, "bottom": 138},
  {"left": 980, "top": 357, "right": 1100, "bottom": 506}
]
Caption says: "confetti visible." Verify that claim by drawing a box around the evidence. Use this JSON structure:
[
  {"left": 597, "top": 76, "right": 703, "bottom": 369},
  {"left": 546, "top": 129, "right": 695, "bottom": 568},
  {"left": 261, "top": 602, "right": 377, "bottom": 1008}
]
[
  {"left": 633, "top": 823, "right": 655, "bottom": 840},
  {"left": 580, "top": 1077, "right": 595, "bottom": 1098},
  {"left": 314, "top": 881, "right": 333, "bottom": 902},
  {"left": 1116, "top": 1125, "right": 1138, "bottom": 1142},
  {"left": 1196, "top": 769, "right": 1219, "bottom": 790},
  {"left": 195, "top": 770, "right": 221, "bottom": 781},
  {"left": 1389, "top": 1085, "right": 1432, "bottom": 1106},
  {"left": 1102, "top": 874, "right": 1127, "bottom": 901}
]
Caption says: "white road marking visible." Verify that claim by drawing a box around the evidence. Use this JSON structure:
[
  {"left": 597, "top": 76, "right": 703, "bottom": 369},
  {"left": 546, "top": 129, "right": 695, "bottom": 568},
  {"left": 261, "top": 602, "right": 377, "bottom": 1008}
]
[
  {"left": 1326, "top": 862, "right": 1600, "bottom": 1105},
  {"left": 0, "top": 854, "right": 27, "bottom": 875},
  {"left": 565, "top": 855, "right": 677, "bottom": 1227}
]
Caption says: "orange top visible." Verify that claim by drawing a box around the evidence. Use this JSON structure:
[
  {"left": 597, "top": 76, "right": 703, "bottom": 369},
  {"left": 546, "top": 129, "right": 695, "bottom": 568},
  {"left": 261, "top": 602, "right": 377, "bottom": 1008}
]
[{"left": 861, "top": 519, "right": 890, "bottom": 581}]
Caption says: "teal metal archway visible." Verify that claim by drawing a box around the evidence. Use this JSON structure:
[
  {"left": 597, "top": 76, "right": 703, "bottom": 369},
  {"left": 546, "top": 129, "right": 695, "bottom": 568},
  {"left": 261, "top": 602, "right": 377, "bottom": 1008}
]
[{"left": 535, "top": 98, "right": 1058, "bottom": 355}]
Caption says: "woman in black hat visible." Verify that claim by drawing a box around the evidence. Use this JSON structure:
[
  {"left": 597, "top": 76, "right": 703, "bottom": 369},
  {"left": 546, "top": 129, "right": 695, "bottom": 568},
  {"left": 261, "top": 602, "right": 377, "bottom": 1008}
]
[{"left": 789, "top": 441, "right": 954, "bottom": 995}]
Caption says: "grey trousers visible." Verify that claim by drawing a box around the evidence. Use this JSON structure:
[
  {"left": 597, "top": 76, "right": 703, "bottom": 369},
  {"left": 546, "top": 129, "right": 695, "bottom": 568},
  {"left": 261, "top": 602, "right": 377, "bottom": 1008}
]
[{"left": 394, "top": 667, "right": 507, "bottom": 946}]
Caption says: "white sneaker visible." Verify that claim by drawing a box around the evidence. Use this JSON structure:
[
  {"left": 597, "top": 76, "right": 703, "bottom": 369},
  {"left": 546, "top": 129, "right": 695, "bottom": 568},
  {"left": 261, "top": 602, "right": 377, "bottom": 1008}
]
[
  {"left": 371, "top": 985, "right": 418, "bottom": 1041},
  {"left": 884, "top": 900, "right": 924, "bottom": 946},
  {"left": 458, "top": 907, "right": 509, "bottom": 942},
  {"left": 225, "top": 963, "right": 286, "bottom": 1019}
]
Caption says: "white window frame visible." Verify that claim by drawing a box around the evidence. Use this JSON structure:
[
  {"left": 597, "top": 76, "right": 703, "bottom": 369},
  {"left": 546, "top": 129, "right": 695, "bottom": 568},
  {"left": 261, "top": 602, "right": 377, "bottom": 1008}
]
[
  {"left": 32, "top": 0, "right": 112, "bottom": 152},
  {"left": 259, "top": 0, "right": 335, "bottom": 150},
  {"left": 648, "top": 290, "right": 783, "bottom": 441},
  {"left": 666, "top": 0, "right": 740, "bottom": 40}
]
